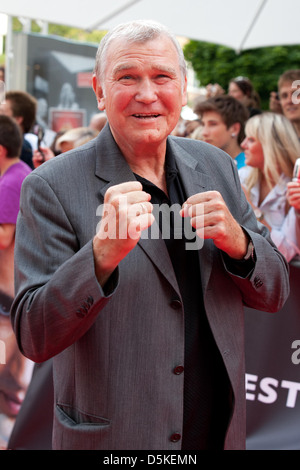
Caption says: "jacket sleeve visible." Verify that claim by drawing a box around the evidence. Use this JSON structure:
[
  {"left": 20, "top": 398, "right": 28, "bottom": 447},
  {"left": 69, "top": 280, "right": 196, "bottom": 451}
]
[
  {"left": 10, "top": 172, "right": 118, "bottom": 362},
  {"left": 222, "top": 162, "right": 290, "bottom": 313}
]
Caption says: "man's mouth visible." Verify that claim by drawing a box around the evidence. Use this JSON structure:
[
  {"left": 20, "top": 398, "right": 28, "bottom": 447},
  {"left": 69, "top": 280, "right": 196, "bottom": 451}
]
[
  {"left": 132, "top": 114, "right": 160, "bottom": 119},
  {"left": 285, "top": 106, "right": 298, "bottom": 113}
]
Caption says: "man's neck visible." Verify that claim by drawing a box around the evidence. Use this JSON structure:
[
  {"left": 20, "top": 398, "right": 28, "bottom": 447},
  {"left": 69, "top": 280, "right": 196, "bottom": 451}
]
[
  {"left": 0, "top": 157, "right": 20, "bottom": 176},
  {"left": 130, "top": 158, "right": 167, "bottom": 193},
  {"left": 118, "top": 140, "right": 168, "bottom": 192},
  {"left": 223, "top": 141, "right": 242, "bottom": 160}
]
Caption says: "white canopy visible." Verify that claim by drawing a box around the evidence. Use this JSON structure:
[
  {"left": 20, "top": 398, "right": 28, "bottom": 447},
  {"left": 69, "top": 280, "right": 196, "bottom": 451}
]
[{"left": 0, "top": 0, "right": 300, "bottom": 52}]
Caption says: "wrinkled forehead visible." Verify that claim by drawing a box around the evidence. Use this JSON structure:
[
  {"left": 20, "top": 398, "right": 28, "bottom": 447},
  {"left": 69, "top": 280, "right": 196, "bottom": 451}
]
[
  {"left": 101, "top": 33, "right": 183, "bottom": 75},
  {"left": 106, "top": 33, "right": 177, "bottom": 58}
]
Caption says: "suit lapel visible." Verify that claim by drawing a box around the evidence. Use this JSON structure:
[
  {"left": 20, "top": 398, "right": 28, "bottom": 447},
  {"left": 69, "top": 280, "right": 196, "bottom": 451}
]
[{"left": 95, "top": 125, "right": 136, "bottom": 190}]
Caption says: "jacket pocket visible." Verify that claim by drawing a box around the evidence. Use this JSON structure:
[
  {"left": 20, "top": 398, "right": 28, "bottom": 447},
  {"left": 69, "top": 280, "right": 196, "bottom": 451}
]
[
  {"left": 53, "top": 403, "right": 111, "bottom": 449},
  {"left": 56, "top": 403, "right": 111, "bottom": 426}
]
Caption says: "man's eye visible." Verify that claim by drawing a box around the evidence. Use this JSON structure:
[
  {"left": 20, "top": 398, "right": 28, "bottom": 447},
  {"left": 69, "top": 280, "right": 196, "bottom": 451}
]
[
  {"left": 118, "top": 75, "right": 135, "bottom": 82},
  {"left": 156, "top": 74, "right": 171, "bottom": 81}
]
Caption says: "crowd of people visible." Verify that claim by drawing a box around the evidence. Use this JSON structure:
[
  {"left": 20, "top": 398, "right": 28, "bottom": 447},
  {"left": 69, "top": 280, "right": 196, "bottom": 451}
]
[
  {"left": 174, "top": 71, "right": 300, "bottom": 263},
  {"left": 0, "top": 19, "right": 298, "bottom": 450}
]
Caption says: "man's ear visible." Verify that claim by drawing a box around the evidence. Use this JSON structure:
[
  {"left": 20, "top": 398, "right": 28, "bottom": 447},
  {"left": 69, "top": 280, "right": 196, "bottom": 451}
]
[
  {"left": 229, "top": 122, "right": 241, "bottom": 138},
  {"left": 92, "top": 74, "right": 105, "bottom": 111},
  {"left": 182, "top": 75, "right": 188, "bottom": 107},
  {"left": 14, "top": 115, "right": 23, "bottom": 128},
  {"left": 0, "top": 144, "right": 7, "bottom": 159}
]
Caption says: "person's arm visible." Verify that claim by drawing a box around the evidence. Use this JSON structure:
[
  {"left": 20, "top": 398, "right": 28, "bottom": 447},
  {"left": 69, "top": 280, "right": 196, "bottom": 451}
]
[
  {"left": 241, "top": 183, "right": 272, "bottom": 232},
  {"left": 11, "top": 173, "right": 113, "bottom": 362},
  {"left": 181, "top": 163, "right": 290, "bottom": 313},
  {"left": 270, "top": 206, "right": 300, "bottom": 263},
  {"left": 247, "top": 181, "right": 300, "bottom": 263},
  {"left": 11, "top": 176, "right": 153, "bottom": 363}
]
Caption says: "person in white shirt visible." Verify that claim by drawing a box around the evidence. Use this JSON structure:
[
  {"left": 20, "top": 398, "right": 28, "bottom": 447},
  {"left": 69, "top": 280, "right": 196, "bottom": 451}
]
[{"left": 240, "top": 112, "right": 300, "bottom": 262}]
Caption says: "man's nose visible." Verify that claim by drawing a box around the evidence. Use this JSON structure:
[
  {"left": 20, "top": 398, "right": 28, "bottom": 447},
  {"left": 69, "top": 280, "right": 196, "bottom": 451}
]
[
  {"left": 135, "top": 78, "right": 158, "bottom": 103},
  {"left": 201, "top": 125, "right": 209, "bottom": 137}
]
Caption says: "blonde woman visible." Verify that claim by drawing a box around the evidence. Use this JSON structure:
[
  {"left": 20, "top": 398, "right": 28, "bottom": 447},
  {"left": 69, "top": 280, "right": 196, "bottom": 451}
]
[{"left": 240, "top": 112, "right": 300, "bottom": 262}]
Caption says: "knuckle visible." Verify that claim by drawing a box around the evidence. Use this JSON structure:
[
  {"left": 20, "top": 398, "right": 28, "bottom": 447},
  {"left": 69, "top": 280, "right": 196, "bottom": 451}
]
[{"left": 104, "top": 186, "right": 116, "bottom": 202}]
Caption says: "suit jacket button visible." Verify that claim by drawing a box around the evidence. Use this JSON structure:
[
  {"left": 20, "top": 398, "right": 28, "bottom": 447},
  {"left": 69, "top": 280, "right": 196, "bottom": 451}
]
[
  {"left": 76, "top": 308, "right": 85, "bottom": 318},
  {"left": 170, "top": 433, "right": 181, "bottom": 443},
  {"left": 173, "top": 365, "right": 184, "bottom": 375},
  {"left": 254, "top": 276, "right": 263, "bottom": 288},
  {"left": 87, "top": 296, "right": 94, "bottom": 305},
  {"left": 170, "top": 299, "right": 182, "bottom": 310}
]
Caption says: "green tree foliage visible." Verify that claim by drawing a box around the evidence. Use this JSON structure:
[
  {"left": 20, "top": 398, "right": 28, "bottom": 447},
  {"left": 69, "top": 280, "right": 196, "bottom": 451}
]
[
  {"left": 183, "top": 40, "right": 300, "bottom": 109},
  {"left": 12, "top": 17, "right": 106, "bottom": 46},
  {"left": 47, "top": 24, "right": 106, "bottom": 45}
]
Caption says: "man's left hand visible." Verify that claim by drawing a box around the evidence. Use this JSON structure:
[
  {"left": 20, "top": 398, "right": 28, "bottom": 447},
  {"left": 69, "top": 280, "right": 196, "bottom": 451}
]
[{"left": 180, "top": 190, "right": 248, "bottom": 259}]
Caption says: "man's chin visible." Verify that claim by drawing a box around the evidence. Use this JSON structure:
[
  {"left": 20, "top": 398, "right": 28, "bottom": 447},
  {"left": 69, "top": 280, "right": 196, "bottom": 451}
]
[{"left": 133, "top": 128, "right": 167, "bottom": 143}]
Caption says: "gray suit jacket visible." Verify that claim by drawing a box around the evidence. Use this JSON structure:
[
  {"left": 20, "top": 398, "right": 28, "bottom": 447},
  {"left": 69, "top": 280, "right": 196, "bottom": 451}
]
[{"left": 11, "top": 125, "right": 289, "bottom": 450}]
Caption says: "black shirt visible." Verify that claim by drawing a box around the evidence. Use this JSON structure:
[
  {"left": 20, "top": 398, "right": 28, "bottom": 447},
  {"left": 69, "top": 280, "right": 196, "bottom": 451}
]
[{"left": 135, "top": 148, "right": 231, "bottom": 450}]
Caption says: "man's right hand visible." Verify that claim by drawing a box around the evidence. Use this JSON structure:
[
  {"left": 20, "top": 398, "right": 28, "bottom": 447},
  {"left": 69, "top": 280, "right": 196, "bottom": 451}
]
[{"left": 93, "top": 181, "right": 154, "bottom": 286}]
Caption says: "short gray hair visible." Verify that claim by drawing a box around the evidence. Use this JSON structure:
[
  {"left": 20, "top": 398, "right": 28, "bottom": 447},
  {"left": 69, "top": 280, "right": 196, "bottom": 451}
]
[{"left": 94, "top": 20, "right": 187, "bottom": 87}]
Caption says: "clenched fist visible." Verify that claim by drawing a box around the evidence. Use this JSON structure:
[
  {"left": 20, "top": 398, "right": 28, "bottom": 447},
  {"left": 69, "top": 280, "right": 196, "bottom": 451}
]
[{"left": 93, "top": 181, "right": 154, "bottom": 286}]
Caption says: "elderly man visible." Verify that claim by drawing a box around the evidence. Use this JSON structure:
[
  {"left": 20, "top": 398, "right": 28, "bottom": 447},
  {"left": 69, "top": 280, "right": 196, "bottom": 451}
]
[{"left": 11, "top": 20, "right": 289, "bottom": 451}]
